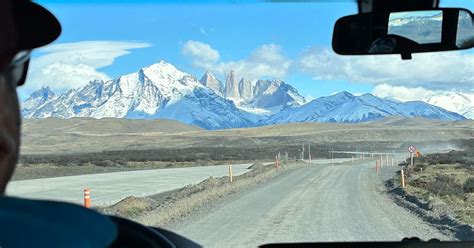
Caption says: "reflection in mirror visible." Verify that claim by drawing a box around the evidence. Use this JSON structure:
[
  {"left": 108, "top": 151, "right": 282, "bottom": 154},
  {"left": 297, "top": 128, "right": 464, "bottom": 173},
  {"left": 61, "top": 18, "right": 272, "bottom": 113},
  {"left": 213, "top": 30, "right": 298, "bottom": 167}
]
[
  {"left": 388, "top": 11, "right": 442, "bottom": 44},
  {"left": 457, "top": 10, "right": 474, "bottom": 48},
  {"left": 332, "top": 8, "right": 474, "bottom": 60}
]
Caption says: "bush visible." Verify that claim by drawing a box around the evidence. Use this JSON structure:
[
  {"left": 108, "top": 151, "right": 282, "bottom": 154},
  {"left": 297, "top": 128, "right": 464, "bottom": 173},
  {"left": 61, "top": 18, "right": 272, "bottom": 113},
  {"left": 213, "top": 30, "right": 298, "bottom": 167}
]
[
  {"left": 463, "top": 177, "right": 474, "bottom": 193},
  {"left": 416, "top": 148, "right": 474, "bottom": 168},
  {"left": 115, "top": 160, "right": 128, "bottom": 166},
  {"left": 413, "top": 163, "right": 428, "bottom": 172},
  {"left": 95, "top": 160, "right": 115, "bottom": 167},
  {"left": 426, "top": 175, "right": 464, "bottom": 196}
]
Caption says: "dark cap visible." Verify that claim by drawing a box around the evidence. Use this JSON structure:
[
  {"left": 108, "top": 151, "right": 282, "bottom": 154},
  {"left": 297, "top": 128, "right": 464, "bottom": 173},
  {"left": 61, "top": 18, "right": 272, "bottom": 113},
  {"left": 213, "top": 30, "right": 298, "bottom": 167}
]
[{"left": 12, "top": 0, "right": 62, "bottom": 50}]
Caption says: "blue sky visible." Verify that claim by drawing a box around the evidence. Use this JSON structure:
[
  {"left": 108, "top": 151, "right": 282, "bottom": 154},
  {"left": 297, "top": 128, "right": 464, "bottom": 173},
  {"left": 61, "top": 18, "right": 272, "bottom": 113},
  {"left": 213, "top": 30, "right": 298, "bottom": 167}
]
[{"left": 20, "top": 0, "right": 473, "bottom": 102}]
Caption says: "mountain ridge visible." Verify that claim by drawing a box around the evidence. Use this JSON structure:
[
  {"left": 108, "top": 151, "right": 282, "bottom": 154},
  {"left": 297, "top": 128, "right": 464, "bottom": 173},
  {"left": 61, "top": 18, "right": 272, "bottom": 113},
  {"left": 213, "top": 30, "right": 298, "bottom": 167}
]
[
  {"left": 264, "top": 91, "right": 465, "bottom": 125},
  {"left": 22, "top": 60, "right": 467, "bottom": 130}
]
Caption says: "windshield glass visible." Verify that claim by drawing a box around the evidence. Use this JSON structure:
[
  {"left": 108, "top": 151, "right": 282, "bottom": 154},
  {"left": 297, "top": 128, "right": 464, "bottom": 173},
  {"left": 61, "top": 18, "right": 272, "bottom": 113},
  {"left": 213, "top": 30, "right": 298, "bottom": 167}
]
[{"left": 9, "top": 0, "right": 474, "bottom": 246}]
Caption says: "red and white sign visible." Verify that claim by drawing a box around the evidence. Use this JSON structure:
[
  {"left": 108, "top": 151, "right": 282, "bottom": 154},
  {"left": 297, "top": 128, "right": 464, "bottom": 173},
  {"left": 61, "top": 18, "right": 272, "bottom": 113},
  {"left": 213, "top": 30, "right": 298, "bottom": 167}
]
[{"left": 408, "top": 145, "right": 416, "bottom": 153}]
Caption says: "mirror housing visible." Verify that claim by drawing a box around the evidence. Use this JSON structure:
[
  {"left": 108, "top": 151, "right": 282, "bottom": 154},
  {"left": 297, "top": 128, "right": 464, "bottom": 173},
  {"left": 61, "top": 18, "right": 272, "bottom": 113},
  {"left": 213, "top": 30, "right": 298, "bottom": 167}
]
[{"left": 332, "top": 8, "right": 473, "bottom": 60}]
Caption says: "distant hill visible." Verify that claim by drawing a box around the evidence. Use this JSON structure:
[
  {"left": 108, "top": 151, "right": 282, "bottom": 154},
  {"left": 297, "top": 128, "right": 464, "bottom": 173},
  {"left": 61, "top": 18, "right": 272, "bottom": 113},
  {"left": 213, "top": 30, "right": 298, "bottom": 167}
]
[
  {"left": 264, "top": 92, "right": 465, "bottom": 125},
  {"left": 21, "top": 117, "right": 201, "bottom": 135},
  {"left": 19, "top": 117, "right": 473, "bottom": 155}
]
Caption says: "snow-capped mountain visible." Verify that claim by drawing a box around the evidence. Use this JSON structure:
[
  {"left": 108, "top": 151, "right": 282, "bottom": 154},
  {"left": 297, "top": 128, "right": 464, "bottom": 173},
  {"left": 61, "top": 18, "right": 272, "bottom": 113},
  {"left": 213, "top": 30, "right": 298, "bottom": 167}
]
[
  {"left": 389, "top": 12, "right": 442, "bottom": 27},
  {"left": 264, "top": 92, "right": 466, "bottom": 124},
  {"left": 199, "top": 71, "right": 224, "bottom": 96},
  {"left": 217, "top": 71, "right": 306, "bottom": 113},
  {"left": 424, "top": 92, "right": 474, "bottom": 119},
  {"left": 251, "top": 79, "right": 305, "bottom": 109},
  {"left": 22, "top": 60, "right": 255, "bottom": 130},
  {"left": 21, "top": 86, "right": 56, "bottom": 118},
  {"left": 22, "top": 61, "right": 469, "bottom": 130}
]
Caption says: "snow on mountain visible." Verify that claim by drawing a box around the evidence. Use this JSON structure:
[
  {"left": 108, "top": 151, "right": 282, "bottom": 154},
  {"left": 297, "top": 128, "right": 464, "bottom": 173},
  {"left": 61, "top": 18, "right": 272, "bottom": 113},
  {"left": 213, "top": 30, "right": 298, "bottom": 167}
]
[
  {"left": 264, "top": 91, "right": 466, "bottom": 124},
  {"left": 21, "top": 86, "right": 56, "bottom": 118},
  {"left": 22, "top": 60, "right": 255, "bottom": 130},
  {"left": 153, "top": 87, "right": 257, "bottom": 129},
  {"left": 199, "top": 71, "right": 224, "bottom": 96},
  {"left": 22, "top": 61, "right": 469, "bottom": 130},
  {"left": 389, "top": 12, "right": 442, "bottom": 27},
  {"left": 251, "top": 79, "right": 306, "bottom": 109},
  {"left": 423, "top": 92, "right": 474, "bottom": 119},
  {"left": 202, "top": 71, "right": 306, "bottom": 114}
]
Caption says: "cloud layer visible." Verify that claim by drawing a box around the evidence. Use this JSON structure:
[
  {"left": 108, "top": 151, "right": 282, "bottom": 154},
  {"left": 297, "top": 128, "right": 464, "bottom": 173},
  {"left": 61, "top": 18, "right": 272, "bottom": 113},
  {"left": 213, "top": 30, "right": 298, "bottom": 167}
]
[
  {"left": 25, "top": 41, "right": 151, "bottom": 92},
  {"left": 373, "top": 84, "right": 473, "bottom": 118},
  {"left": 299, "top": 48, "right": 474, "bottom": 91},
  {"left": 182, "top": 40, "right": 291, "bottom": 79},
  {"left": 182, "top": 40, "right": 220, "bottom": 68},
  {"left": 183, "top": 41, "right": 473, "bottom": 93},
  {"left": 372, "top": 84, "right": 435, "bottom": 101}
]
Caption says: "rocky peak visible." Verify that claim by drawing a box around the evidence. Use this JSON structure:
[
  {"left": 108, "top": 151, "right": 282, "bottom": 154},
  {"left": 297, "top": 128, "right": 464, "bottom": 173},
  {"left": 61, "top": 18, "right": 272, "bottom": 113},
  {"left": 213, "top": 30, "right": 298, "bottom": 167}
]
[
  {"left": 199, "top": 71, "right": 223, "bottom": 94},
  {"left": 238, "top": 78, "right": 253, "bottom": 100},
  {"left": 30, "top": 85, "right": 55, "bottom": 99},
  {"left": 225, "top": 70, "right": 239, "bottom": 98}
]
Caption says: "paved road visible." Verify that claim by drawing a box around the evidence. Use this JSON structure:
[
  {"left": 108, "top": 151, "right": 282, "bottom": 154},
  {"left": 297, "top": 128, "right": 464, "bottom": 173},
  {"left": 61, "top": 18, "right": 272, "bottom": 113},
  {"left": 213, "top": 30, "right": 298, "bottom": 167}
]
[
  {"left": 6, "top": 163, "right": 255, "bottom": 206},
  {"left": 171, "top": 160, "right": 450, "bottom": 247}
]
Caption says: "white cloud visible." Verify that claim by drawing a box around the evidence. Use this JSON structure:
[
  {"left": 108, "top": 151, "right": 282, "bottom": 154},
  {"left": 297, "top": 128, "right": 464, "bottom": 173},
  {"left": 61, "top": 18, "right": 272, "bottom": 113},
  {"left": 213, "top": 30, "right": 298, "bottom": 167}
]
[
  {"left": 182, "top": 41, "right": 291, "bottom": 80},
  {"left": 24, "top": 41, "right": 151, "bottom": 92},
  {"left": 182, "top": 40, "right": 220, "bottom": 66},
  {"left": 299, "top": 48, "right": 474, "bottom": 91},
  {"left": 372, "top": 84, "right": 435, "bottom": 101},
  {"left": 373, "top": 84, "right": 474, "bottom": 118}
]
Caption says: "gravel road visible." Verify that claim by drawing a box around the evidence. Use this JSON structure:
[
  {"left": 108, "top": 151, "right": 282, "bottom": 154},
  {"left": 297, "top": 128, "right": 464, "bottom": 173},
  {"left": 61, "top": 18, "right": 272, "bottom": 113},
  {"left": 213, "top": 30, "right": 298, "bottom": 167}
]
[{"left": 170, "top": 160, "right": 451, "bottom": 247}]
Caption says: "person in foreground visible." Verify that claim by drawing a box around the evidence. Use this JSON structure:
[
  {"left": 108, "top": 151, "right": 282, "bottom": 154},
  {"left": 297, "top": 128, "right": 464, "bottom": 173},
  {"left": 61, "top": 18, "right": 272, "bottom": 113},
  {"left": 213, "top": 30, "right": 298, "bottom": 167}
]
[{"left": 0, "top": 1, "right": 117, "bottom": 247}]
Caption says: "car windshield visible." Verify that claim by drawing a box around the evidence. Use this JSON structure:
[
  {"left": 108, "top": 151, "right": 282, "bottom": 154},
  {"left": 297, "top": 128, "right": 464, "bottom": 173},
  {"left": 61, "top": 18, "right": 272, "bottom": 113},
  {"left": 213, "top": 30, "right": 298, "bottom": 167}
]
[{"left": 9, "top": 0, "right": 474, "bottom": 246}]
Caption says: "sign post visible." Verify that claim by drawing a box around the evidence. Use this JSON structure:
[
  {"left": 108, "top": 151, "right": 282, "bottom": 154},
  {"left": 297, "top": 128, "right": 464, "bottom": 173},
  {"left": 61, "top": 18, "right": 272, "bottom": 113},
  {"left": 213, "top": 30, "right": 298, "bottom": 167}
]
[
  {"left": 408, "top": 145, "right": 416, "bottom": 167},
  {"left": 228, "top": 164, "right": 233, "bottom": 182},
  {"left": 401, "top": 169, "right": 406, "bottom": 188},
  {"left": 308, "top": 143, "right": 311, "bottom": 164}
]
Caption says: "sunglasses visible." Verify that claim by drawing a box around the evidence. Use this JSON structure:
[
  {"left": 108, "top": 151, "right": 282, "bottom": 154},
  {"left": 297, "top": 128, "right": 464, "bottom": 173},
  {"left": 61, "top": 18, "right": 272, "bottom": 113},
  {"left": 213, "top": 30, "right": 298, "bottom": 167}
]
[{"left": 4, "top": 50, "right": 31, "bottom": 88}]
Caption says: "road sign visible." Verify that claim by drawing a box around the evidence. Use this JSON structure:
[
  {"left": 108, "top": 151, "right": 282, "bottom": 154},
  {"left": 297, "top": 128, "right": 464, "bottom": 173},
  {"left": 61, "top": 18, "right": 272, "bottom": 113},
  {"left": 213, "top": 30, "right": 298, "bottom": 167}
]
[
  {"left": 416, "top": 151, "right": 421, "bottom": 158},
  {"left": 408, "top": 145, "right": 416, "bottom": 153}
]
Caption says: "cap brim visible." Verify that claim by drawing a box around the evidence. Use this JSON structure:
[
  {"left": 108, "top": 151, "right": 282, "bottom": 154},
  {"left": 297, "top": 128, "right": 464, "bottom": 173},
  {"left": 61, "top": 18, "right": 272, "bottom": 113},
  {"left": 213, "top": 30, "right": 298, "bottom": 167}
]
[{"left": 14, "top": 2, "right": 62, "bottom": 50}]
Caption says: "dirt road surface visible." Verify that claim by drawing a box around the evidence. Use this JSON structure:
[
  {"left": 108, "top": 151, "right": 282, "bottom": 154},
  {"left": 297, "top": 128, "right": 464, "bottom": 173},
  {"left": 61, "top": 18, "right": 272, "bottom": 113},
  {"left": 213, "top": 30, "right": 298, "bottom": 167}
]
[{"left": 170, "top": 160, "right": 450, "bottom": 247}]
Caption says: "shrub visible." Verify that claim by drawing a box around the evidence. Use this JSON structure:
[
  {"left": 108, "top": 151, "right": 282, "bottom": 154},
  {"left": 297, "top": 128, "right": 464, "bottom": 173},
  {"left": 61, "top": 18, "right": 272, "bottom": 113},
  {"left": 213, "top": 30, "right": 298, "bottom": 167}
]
[
  {"left": 426, "top": 175, "right": 464, "bottom": 196},
  {"left": 413, "top": 163, "right": 428, "bottom": 172},
  {"left": 115, "top": 160, "right": 128, "bottom": 166},
  {"left": 463, "top": 177, "right": 474, "bottom": 193},
  {"left": 95, "top": 160, "right": 115, "bottom": 167}
]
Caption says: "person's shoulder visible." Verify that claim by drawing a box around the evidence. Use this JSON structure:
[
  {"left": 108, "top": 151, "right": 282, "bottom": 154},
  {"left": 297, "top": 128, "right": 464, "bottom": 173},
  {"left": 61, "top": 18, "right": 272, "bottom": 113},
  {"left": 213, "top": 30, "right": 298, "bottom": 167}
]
[{"left": 0, "top": 196, "right": 117, "bottom": 248}]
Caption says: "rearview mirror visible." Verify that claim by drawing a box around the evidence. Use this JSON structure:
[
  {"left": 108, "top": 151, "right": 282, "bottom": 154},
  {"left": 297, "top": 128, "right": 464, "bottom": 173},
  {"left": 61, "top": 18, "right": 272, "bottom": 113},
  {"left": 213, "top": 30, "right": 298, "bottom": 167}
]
[{"left": 332, "top": 8, "right": 473, "bottom": 60}]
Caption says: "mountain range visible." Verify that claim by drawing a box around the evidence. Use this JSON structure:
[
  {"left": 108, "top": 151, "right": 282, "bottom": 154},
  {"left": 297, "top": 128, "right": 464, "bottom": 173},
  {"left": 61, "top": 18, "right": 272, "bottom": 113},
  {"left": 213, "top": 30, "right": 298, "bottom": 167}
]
[
  {"left": 423, "top": 92, "right": 473, "bottom": 119},
  {"left": 21, "top": 60, "right": 467, "bottom": 130}
]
